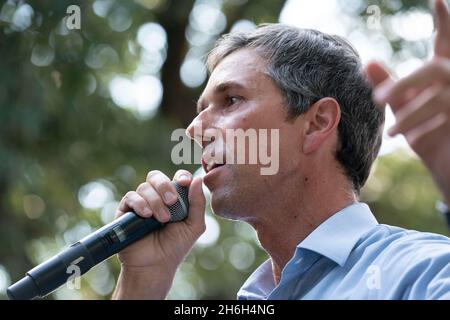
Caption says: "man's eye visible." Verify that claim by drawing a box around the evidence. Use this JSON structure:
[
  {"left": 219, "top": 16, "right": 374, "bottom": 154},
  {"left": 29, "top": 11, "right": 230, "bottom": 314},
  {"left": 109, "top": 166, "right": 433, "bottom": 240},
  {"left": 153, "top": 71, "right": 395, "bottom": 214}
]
[{"left": 226, "top": 96, "right": 241, "bottom": 106}]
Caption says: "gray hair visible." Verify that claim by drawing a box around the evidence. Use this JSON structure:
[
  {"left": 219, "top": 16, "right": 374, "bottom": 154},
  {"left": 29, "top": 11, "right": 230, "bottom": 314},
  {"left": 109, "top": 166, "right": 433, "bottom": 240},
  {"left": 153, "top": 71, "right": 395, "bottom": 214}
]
[{"left": 206, "top": 24, "right": 385, "bottom": 193}]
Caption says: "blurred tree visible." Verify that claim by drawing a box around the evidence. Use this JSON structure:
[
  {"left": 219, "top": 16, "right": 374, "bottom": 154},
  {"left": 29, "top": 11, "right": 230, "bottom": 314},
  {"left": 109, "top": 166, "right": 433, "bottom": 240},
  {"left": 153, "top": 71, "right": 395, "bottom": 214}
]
[{"left": 0, "top": 0, "right": 285, "bottom": 299}]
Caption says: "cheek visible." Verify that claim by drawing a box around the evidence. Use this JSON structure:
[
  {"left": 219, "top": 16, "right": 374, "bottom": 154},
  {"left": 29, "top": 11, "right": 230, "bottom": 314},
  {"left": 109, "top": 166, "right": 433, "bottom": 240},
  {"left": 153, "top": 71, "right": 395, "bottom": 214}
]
[
  {"left": 219, "top": 109, "right": 254, "bottom": 130},
  {"left": 219, "top": 99, "right": 275, "bottom": 129},
  {"left": 278, "top": 128, "right": 303, "bottom": 168}
]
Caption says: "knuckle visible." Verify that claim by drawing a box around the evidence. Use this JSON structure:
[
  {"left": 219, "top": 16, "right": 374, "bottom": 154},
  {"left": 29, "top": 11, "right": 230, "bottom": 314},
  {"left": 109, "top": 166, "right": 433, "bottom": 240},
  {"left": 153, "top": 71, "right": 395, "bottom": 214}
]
[
  {"left": 123, "top": 191, "right": 145, "bottom": 208},
  {"left": 122, "top": 191, "right": 135, "bottom": 202},
  {"left": 154, "top": 178, "right": 171, "bottom": 191},
  {"left": 146, "top": 170, "right": 162, "bottom": 182},
  {"left": 114, "top": 210, "right": 123, "bottom": 219},
  {"left": 431, "top": 58, "right": 450, "bottom": 78},
  {"left": 431, "top": 58, "right": 444, "bottom": 70},
  {"left": 134, "top": 197, "right": 147, "bottom": 209},
  {"left": 136, "top": 182, "right": 148, "bottom": 193},
  {"left": 145, "top": 190, "right": 164, "bottom": 209}
]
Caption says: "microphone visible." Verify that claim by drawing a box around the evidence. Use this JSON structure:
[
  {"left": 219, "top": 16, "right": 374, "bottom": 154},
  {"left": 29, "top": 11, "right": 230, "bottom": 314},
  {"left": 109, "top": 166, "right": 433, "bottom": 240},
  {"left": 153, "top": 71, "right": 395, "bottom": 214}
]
[{"left": 7, "top": 182, "right": 189, "bottom": 300}]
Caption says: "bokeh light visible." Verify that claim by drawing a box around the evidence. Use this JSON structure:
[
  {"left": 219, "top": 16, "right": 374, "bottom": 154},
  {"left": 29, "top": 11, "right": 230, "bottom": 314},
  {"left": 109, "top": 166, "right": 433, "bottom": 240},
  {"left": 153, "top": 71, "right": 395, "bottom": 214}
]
[
  {"left": 109, "top": 75, "right": 163, "bottom": 119},
  {"left": 78, "top": 180, "right": 115, "bottom": 210},
  {"left": 137, "top": 23, "right": 167, "bottom": 52},
  {"left": 0, "top": 265, "right": 11, "bottom": 295},
  {"left": 197, "top": 214, "right": 220, "bottom": 247}
]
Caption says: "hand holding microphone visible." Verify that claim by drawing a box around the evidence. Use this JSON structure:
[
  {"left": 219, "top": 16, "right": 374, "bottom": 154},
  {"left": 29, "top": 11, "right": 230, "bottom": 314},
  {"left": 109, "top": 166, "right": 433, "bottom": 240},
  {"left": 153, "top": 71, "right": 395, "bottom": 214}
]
[
  {"left": 116, "top": 172, "right": 205, "bottom": 267},
  {"left": 112, "top": 170, "right": 206, "bottom": 300},
  {"left": 7, "top": 170, "right": 206, "bottom": 300}
]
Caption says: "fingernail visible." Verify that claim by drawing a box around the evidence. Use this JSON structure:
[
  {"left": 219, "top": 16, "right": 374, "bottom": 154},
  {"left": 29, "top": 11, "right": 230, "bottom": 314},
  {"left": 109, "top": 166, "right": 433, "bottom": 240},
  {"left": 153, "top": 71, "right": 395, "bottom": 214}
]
[
  {"left": 178, "top": 174, "right": 190, "bottom": 183},
  {"left": 164, "top": 192, "right": 177, "bottom": 203}
]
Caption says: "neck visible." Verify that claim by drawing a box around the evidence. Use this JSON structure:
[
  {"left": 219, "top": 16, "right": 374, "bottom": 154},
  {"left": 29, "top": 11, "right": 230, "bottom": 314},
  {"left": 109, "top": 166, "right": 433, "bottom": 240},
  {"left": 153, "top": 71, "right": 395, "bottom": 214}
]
[{"left": 247, "top": 169, "right": 357, "bottom": 285}]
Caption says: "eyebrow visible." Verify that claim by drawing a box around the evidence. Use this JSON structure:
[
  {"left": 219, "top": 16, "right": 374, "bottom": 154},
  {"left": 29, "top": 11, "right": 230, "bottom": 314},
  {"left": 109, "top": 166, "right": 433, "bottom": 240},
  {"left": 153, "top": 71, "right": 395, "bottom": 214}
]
[{"left": 196, "top": 81, "right": 246, "bottom": 113}]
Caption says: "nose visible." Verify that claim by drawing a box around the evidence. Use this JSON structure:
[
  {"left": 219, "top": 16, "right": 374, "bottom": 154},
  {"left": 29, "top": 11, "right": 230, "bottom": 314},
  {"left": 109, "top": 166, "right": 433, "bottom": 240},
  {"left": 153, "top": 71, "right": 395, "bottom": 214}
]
[
  {"left": 186, "top": 111, "right": 221, "bottom": 149},
  {"left": 186, "top": 113, "right": 206, "bottom": 147}
]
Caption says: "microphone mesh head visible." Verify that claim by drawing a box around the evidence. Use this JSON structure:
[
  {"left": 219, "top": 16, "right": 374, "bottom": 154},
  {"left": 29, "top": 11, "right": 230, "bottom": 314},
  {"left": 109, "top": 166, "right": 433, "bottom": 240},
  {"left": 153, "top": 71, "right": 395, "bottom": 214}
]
[{"left": 168, "top": 183, "right": 189, "bottom": 222}]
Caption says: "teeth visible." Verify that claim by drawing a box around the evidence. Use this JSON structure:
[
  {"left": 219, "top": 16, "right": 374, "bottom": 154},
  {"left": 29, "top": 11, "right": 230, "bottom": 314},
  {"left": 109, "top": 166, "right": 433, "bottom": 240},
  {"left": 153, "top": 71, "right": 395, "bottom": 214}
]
[
  {"left": 203, "top": 147, "right": 226, "bottom": 173},
  {"left": 206, "top": 161, "right": 215, "bottom": 172}
]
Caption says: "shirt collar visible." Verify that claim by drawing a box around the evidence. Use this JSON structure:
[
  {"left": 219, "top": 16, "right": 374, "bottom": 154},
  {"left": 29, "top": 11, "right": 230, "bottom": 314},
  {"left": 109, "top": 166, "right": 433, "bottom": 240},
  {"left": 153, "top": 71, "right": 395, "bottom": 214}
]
[
  {"left": 297, "top": 202, "right": 378, "bottom": 267},
  {"left": 237, "top": 259, "right": 274, "bottom": 300}
]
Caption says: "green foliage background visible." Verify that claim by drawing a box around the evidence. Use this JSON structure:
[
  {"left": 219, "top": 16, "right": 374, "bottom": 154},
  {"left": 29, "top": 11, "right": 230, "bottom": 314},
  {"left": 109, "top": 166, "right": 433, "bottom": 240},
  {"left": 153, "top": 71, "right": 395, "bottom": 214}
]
[{"left": 0, "top": 0, "right": 448, "bottom": 299}]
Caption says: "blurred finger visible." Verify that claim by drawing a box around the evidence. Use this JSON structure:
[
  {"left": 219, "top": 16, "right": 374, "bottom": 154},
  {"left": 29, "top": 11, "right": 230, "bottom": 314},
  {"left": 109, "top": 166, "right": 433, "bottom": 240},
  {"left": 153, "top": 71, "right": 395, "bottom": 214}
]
[
  {"left": 406, "top": 113, "right": 450, "bottom": 155},
  {"left": 435, "top": 0, "right": 450, "bottom": 30},
  {"left": 374, "top": 59, "right": 450, "bottom": 110},
  {"left": 434, "top": 0, "right": 450, "bottom": 58},
  {"left": 365, "top": 61, "right": 393, "bottom": 89},
  {"left": 146, "top": 170, "right": 178, "bottom": 206},
  {"left": 389, "top": 86, "right": 449, "bottom": 136}
]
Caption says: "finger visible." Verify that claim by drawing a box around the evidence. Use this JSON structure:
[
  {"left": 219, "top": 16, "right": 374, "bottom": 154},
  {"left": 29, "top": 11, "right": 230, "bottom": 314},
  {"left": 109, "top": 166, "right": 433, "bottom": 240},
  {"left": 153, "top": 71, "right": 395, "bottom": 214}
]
[
  {"left": 365, "top": 61, "right": 394, "bottom": 109},
  {"left": 184, "top": 177, "right": 206, "bottom": 234},
  {"left": 406, "top": 113, "right": 449, "bottom": 156},
  {"left": 376, "top": 85, "right": 425, "bottom": 113},
  {"left": 374, "top": 59, "right": 450, "bottom": 109},
  {"left": 434, "top": 0, "right": 450, "bottom": 58},
  {"left": 173, "top": 170, "right": 193, "bottom": 186},
  {"left": 365, "top": 61, "right": 393, "bottom": 88},
  {"left": 136, "top": 183, "right": 171, "bottom": 223},
  {"left": 146, "top": 170, "right": 178, "bottom": 206},
  {"left": 117, "top": 191, "right": 153, "bottom": 219},
  {"left": 435, "top": 0, "right": 450, "bottom": 30},
  {"left": 389, "top": 86, "right": 449, "bottom": 136}
]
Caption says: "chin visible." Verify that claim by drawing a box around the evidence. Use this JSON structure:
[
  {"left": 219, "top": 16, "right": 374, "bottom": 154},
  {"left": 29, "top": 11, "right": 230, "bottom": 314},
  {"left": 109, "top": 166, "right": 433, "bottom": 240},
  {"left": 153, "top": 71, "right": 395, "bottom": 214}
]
[
  {"left": 205, "top": 165, "right": 267, "bottom": 220},
  {"left": 209, "top": 183, "right": 257, "bottom": 222},
  {"left": 209, "top": 187, "right": 237, "bottom": 220}
]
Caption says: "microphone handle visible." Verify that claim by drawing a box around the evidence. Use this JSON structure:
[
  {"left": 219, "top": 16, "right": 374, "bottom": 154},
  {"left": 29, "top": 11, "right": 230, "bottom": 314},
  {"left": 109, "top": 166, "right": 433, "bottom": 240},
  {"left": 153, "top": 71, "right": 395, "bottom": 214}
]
[{"left": 8, "top": 212, "right": 163, "bottom": 300}]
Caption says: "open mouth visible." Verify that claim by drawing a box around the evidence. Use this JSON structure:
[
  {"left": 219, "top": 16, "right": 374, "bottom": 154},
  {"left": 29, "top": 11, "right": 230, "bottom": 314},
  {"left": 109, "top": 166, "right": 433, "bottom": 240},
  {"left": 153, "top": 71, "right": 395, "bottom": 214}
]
[{"left": 202, "top": 157, "right": 226, "bottom": 174}]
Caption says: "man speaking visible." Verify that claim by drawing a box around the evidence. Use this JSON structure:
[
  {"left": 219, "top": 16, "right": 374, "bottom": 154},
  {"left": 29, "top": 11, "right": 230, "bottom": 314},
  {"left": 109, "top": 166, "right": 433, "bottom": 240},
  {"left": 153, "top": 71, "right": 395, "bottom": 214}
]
[{"left": 112, "top": 0, "right": 450, "bottom": 299}]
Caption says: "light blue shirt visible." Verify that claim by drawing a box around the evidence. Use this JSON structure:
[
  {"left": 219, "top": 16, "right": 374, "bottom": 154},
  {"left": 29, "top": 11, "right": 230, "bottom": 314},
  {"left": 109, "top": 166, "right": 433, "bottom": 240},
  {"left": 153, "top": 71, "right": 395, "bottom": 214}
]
[{"left": 237, "top": 203, "right": 450, "bottom": 300}]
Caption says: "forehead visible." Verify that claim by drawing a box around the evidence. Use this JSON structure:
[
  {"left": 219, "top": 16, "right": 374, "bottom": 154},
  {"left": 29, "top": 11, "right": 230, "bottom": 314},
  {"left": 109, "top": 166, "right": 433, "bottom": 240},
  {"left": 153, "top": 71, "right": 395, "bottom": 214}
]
[{"left": 206, "top": 48, "right": 268, "bottom": 89}]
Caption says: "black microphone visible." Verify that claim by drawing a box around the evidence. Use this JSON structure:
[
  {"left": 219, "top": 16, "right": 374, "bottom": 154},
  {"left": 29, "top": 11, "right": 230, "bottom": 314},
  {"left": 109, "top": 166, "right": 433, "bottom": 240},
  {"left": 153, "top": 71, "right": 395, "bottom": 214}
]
[{"left": 7, "top": 182, "right": 189, "bottom": 300}]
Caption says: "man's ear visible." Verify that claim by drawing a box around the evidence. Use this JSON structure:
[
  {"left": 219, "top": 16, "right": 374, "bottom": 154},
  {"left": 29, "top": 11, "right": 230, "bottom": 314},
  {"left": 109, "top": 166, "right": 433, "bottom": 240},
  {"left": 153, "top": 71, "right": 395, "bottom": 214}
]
[{"left": 302, "top": 97, "right": 341, "bottom": 154}]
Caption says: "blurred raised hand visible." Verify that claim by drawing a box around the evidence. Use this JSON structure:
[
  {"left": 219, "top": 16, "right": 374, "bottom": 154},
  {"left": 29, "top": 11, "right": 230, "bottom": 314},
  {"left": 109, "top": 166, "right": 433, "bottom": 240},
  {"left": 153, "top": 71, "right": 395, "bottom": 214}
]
[{"left": 365, "top": 0, "right": 450, "bottom": 204}]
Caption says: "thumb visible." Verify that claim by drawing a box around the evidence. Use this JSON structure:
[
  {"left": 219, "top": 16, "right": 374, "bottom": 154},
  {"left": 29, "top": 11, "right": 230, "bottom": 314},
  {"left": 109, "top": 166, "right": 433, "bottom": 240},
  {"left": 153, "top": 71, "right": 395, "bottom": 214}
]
[
  {"left": 185, "top": 176, "right": 206, "bottom": 231},
  {"left": 365, "top": 61, "right": 392, "bottom": 88}
]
